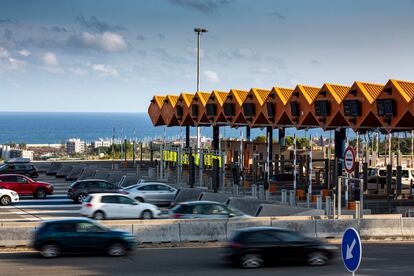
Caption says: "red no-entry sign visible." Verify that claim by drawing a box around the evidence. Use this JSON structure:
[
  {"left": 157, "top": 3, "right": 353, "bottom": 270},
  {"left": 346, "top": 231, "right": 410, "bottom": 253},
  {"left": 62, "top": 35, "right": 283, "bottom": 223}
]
[{"left": 344, "top": 146, "right": 356, "bottom": 174}]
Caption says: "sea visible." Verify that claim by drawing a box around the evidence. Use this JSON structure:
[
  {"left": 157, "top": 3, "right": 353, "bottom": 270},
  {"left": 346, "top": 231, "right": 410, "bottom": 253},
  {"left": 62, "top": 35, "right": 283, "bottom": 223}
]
[{"left": 0, "top": 112, "right": 344, "bottom": 144}]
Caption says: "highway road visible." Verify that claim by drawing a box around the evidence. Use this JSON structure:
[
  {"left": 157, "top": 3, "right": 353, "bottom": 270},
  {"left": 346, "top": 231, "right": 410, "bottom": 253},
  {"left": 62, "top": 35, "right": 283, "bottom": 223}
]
[{"left": 0, "top": 243, "right": 413, "bottom": 276}]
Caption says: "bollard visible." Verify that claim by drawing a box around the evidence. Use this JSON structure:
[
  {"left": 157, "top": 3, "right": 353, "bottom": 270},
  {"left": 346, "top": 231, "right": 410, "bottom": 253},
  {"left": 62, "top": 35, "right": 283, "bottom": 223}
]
[
  {"left": 325, "top": 196, "right": 331, "bottom": 216},
  {"left": 258, "top": 185, "right": 265, "bottom": 200},
  {"left": 316, "top": 195, "right": 322, "bottom": 210},
  {"left": 281, "top": 189, "right": 287, "bottom": 204},
  {"left": 289, "top": 190, "right": 296, "bottom": 206},
  {"left": 265, "top": 190, "right": 270, "bottom": 201},
  {"left": 306, "top": 193, "right": 311, "bottom": 208},
  {"left": 252, "top": 184, "right": 257, "bottom": 198},
  {"left": 355, "top": 201, "right": 361, "bottom": 219},
  {"left": 233, "top": 185, "right": 239, "bottom": 196}
]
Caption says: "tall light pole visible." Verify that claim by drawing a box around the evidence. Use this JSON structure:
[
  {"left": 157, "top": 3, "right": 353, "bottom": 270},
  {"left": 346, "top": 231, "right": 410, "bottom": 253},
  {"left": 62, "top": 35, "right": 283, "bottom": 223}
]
[{"left": 194, "top": 28, "right": 208, "bottom": 149}]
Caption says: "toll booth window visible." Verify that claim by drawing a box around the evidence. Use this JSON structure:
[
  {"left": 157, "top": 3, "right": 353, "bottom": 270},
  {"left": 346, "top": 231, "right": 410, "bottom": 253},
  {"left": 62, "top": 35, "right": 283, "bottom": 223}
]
[
  {"left": 378, "top": 170, "right": 387, "bottom": 177},
  {"left": 223, "top": 103, "right": 235, "bottom": 116},
  {"left": 176, "top": 106, "right": 183, "bottom": 117},
  {"left": 343, "top": 100, "right": 360, "bottom": 117},
  {"left": 267, "top": 102, "right": 275, "bottom": 118},
  {"left": 206, "top": 103, "right": 216, "bottom": 117},
  {"left": 402, "top": 170, "right": 409, "bottom": 178},
  {"left": 290, "top": 102, "right": 299, "bottom": 117},
  {"left": 314, "top": 100, "right": 330, "bottom": 116},
  {"left": 191, "top": 104, "right": 198, "bottom": 116},
  {"left": 242, "top": 103, "right": 255, "bottom": 117},
  {"left": 377, "top": 99, "right": 394, "bottom": 117}
]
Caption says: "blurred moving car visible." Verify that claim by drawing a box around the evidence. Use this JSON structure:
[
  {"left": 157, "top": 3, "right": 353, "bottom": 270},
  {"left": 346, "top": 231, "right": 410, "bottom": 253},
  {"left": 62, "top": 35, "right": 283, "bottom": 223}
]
[
  {"left": 32, "top": 218, "right": 136, "bottom": 258},
  {"left": 224, "top": 227, "right": 337, "bottom": 268},
  {"left": 67, "top": 179, "right": 119, "bottom": 203},
  {"left": 122, "top": 182, "right": 177, "bottom": 206},
  {"left": 0, "top": 174, "right": 53, "bottom": 199},
  {"left": 80, "top": 193, "right": 161, "bottom": 220},
  {"left": 169, "top": 201, "right": 249, "bottom": 219},
  {"left": 0, "top": 162, "right": 38, "bottom": 178},
  {"left": 0, "top": 188, "right": 19, "bottom": 205}
]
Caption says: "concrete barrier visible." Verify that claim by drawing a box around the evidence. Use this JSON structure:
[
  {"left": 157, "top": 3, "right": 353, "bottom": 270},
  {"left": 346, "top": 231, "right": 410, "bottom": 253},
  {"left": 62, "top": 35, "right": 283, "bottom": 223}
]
[
  {"left": 401, "top": 218, "right": 414, "bottom": 237},
  {"left": 226, "top": 197, "right": 268, "bottom": 216},
  {"left": 66, "top": 166, "right": 83, "bottom": 180},
  {"left": 226, "top": 217, "right": 272, "bottom": 239},
  {"left": 179, "top": 219, "right": 227, "bottom": 242},
  {"left": 256, "top": 204, "right": 325, "bottom": 217},
  {"left": 78, "top": 167, "right": 97, "bottom": 180},
  {"left": 315, "top": 219, "right": 360, "bottom": 239},
  {"left": 106, "top": 172, "right": 125, "bottom": 185},
  {"left": 359, "top": 219, "right": 403, "bottom": 238},
  {"left": 271, "top": 219, "right": 317, "bottom": 238},
  {"left": 119, "top": 175, "right": 140, "bottom": 188},
  {"left": 171, "top": 188, "right": 205, "bottom": 206},
  {"left": 93, "top": 170, "right": 111, "bottom": 181},
  {"left": 198, "top": 192, "right": 231, "bottom": 203},
  {"left": 132, "top": 220, "right": 180, "bottom": 243},
  {"left": 46, "top": 162, "right": 62, "bottom": 175},
  {"left": 56, "top": 164, "right": 73, "bottom": 178}
]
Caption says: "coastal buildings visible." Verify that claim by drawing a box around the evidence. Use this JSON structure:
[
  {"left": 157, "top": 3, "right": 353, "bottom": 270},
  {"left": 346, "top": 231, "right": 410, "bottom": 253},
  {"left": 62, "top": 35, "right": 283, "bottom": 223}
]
[
  {"left": 0, "top": 145, "right": 34, "bottom": 161},
  {"left": 92, "top": 139, "right": 111, "bottom": 148},
  {"left": 66, "top": 138, "right": 86, "bottom": 154}
]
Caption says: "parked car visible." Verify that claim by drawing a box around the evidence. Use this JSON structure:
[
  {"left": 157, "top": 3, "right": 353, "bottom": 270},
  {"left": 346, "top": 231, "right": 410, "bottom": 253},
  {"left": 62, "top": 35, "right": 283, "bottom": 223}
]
[
  {"left": 169, "top": 201, "right": 249, "bottom": 219},
  {"left": 80, "top": 193, "right": 161, "bottom": 220},
  {"left": 31, "top": 218, "right": 136, "bottom": 258},
  {"left": 224, "top": 227, "right": 338, "bottom": 268},
  {"left": 0, "top": 162, "right": 38, "bottom": 178},
  {"left": 122, "top": 182, "right": 177, "bottom": 206},
  {"left": 0, "top": 174, "right": 53, "bottom": 199},
  {"left": 0, "top": 188, "right": 19, "bottom": 205},
  {"left": 67, "top": 179, "right": 119, "bottom": 203}
]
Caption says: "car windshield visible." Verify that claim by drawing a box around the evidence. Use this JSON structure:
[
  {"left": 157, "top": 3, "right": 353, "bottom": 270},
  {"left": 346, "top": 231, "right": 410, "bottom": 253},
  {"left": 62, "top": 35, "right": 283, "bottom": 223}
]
[
  {"left": 227, "top": 206, "right": 245, "bottom": 216},
  {"left": 0, "top": 164, "right": 7, "bottom": 170}
]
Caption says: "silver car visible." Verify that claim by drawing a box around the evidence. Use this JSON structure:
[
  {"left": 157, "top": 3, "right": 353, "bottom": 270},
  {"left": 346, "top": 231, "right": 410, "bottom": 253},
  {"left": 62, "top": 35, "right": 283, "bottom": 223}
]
[
  {"left": 122, "top": 182, "right": 177, "bottom": 206},
  {"left": 169, "top": 201, "right": 249, "bottom": 219}
]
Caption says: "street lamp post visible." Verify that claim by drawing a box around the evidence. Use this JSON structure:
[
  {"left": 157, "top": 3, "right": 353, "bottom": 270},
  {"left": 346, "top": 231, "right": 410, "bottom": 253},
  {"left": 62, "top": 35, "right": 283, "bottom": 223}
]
[{"left": 194, "top": 28, "right": 208, "bottom": 150}]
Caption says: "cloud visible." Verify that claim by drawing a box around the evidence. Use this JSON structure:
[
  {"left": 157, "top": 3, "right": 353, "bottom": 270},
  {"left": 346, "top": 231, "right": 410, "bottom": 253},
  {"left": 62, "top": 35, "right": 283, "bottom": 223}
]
[
  {"left": 0, "top": 47, "right": 25, "bottom": 71},
  {"left": 50, "top": 26, "right": 68, "bottom": 33},
  {"left": 155, "top": 33, "right": 166, "bottom": 40},
  {"left": 268, "top": 57, "right": 287, "bottom": 69},
  {"left": 75, "top": 15, "right": 126, "bottom": 33},
  {"left": 233, "top": 48, "right": 260, "bottom": 59},
  {"left": 18, "top": 49, "right": 31, "bottom": 57},
  {"left": 137, "top": 34, "right": 146, "bottom": 41},
  {"left": 69, "top": 31, "right": 128, "bottom": 52},
  {"left": 42, "top": 52, "right": 59, "bottom": 66},
  {"left": 69, "top": 67, "right": 89, "bottom": 76},
  {"left": 186, "top": 46, "right": 205, "bottom": 57},
  {"left": 3, "top": 29, "right": 13, "bottom": 41},
  {"left": 268, "top": 11, "right": 286, "bottom": 20},
  {"left": 169, "top": 0, "right": 234, "bottom": 14},
  {"left": 152, "top": 47, "right": 189, "bottom": 63},
  {"left": 311, "top": 59, "right": 322, "bottom": 65},
  {"left": 204, "top": 70, "right": 219, "bottom": 83},
  {"left": 0, "top": 18, "right": 17, "bottom": 25},
  {"left": 91, "top": 63, "right": 119, "bottom": 77}
]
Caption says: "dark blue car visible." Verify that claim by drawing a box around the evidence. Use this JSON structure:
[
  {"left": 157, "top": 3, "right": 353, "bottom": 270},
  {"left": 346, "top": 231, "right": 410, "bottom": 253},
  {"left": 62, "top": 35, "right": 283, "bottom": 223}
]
[{"left": 32, "top": 218, "right": 136, "bottom": 258}]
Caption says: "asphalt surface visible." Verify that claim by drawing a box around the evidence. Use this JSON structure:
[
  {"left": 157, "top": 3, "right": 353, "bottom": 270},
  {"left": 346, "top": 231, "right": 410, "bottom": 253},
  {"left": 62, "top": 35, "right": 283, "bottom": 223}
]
[{"left": 0, "top": 243, "right": 413, "bottom": 276}]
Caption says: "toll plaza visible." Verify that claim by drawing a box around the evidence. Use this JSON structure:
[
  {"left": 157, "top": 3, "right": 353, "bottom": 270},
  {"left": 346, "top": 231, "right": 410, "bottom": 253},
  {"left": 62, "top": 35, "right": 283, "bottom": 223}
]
[{"left": 148, "top": 79, "right": 414, "bottom": 215}]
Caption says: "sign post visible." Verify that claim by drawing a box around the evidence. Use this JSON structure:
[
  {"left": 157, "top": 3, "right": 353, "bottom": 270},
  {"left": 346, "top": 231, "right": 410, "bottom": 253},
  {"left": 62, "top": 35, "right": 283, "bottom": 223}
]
[{"left": 342, "top": 227, "right": 362, "bottom": 275}]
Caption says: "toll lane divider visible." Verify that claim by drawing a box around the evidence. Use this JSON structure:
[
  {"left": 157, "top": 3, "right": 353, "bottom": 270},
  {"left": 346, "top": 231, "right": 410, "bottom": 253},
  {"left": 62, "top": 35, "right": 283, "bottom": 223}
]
[{"left": 1, "top": 216, "right": 413, "bottom": 247}]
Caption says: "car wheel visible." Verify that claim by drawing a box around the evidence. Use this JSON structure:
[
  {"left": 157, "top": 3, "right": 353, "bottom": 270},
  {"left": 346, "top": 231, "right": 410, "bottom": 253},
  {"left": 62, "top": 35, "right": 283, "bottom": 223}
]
[
  {"left": 307, "top": 251, "right": 328, "bottom": 266},
  {"left": 107, "top": 243, "right": 127, "bottom": 257},
  {"left": 35, "top": 188, "right": 47, "bottom": 199},
  {"left": 40, "top": 244, "right": 61, "bottom": 258},
  {"left": 241, "top": 254, "right": 264, "bottom": 268},
  {"left": 0, "top": 195, "right": 11, "bottom": 206},
  {"left": 141, "top": 210, "right": 153, "bottom": 220},
  {"left": 76, "top": 193, "right": 87, "bottom": 203},
  {"left": 93, "top": 211, "right": 105, "bottom": 220},
  {"left": 135, "top": 197, "right": 144, "bottom": 203}
]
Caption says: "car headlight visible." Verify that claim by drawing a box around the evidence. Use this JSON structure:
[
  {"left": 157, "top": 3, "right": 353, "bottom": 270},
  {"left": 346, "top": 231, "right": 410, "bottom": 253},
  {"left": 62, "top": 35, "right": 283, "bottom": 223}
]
[
  {"left": 11, "top": 192, "right": 18, "bottom": 196},
  {"left": 321, "top": 245, "right": 338, "bottom": 251}
]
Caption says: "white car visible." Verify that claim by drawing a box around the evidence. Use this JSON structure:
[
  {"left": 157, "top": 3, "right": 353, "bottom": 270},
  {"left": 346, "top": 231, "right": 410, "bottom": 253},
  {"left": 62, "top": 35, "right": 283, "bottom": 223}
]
[
  {"left": 80, "top": 193, "right": 161, "bottom": 220},
  {"left": 0, "top": 188, "right": 19, "bottom": 205},
  {"left": 122, "top": 183, "right": 177, "bottom": 206}
]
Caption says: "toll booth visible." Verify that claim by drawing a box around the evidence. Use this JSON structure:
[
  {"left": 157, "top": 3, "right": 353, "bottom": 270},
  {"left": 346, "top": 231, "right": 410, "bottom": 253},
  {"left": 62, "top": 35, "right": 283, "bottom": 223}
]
[
  {"left": 160, "top": 95, "right": 180, "bottom": 126},
  {"left": 286, "top": 85, "right": 320, "bottom": 127},
  {"left": 376, "top": 79, "right": 414, "bottom": 131},
  {"left": 205, "top": 90, "right": 229, "bottom": 125},
  {"left": 222, "top": 89, "right": 249, "bottom": 127},
  {"left": 190, "top": 91, "right": 212, "bottom": 126},
  {"left": 312, "top": 83, "right": 350, "bottom": 129},
  {"left": 242, "top": 88, "right": 271, "bottom": 128},
  {"left": 148, "top": 95, "right": 166, "bottom": 126},
  {"left": 175, "top": 93, "right": 195, "bottom": 126},
  {"left": 339, "top": 81, "right": 383, "bottom": 132},
  {"left": 269, "top": 86, "right": 294, "bottom": 127}
]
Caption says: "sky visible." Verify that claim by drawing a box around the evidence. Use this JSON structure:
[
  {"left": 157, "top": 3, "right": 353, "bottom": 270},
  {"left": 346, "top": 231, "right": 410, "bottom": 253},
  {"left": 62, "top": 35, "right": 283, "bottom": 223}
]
[{"left": 1, "top": 0, "right": 414, "bottom": 112}]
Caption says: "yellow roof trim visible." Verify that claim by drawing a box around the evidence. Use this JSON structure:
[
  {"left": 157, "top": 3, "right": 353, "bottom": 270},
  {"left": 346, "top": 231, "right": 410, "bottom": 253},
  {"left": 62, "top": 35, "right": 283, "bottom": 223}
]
[
  {"left": 273, "top": 87, "right": 294, "bottom": 105},
  {"left": 230, "top": 89, "right": 249, "bottom": 105},
  {"left": 251, "top": 88, "right": 271, "bottom": 106},
  {"left": 297, "top": 85, "right": 320, "bottom": 104},
  {"left": 353, "top": 82, "right": 383, "bottom": 104},
  {"left": 390, "top": 79, "right": 414, "bottom": 103},
  {"left": 212, "top": 90, "right": 228, "bottom": 106},
  {"left": 324, "top": 84, "right": 350, "bottom": 104},
  {"left": 194, "top": 91, "right": 210, "bottom": 106},
  {"left": 153, "top": 96, "right": 165, "bottom": 108},
  {"left": 166, "top": 95, "right": 179, "bottom": 107}
]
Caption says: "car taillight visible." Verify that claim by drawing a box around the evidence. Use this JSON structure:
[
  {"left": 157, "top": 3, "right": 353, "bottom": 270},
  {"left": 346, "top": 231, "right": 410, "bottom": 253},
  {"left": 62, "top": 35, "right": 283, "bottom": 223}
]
[
  {"left": 228, "top": 242, "right": 241, "bottom": 249},
  {"left": 84, "top": 203, "right": 93, "bottom": 207},
  {"left": 119, "top": 191, "right": 129, "bottom": 195},
  {"left": 172, "top": 213, "right": 183, "bottom": 219}
]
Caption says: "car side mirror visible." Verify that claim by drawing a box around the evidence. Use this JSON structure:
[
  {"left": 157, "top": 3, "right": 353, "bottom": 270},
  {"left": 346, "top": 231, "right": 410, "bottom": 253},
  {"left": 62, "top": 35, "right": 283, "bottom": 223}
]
[{"left": 228, "top": 213, "right": 236, "bottom": 218}]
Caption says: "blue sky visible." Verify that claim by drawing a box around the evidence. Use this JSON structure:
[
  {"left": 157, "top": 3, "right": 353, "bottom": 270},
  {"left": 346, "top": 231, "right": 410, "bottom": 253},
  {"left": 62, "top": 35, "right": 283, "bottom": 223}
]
[{"left": 1, "top": 0, "right": 414, "bottom": 112}]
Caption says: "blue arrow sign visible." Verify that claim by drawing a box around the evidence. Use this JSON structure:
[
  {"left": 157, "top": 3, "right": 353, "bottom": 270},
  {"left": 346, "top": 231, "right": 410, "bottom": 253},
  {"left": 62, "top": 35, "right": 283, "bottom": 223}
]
[{"left": 342, "top": 227, "right": 362, "bottom": 273}]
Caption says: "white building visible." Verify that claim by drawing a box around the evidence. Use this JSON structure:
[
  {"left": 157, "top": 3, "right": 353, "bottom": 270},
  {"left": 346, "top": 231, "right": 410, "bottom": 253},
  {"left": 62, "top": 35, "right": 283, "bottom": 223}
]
[
  {"left": 66, "top": 138, "right": 86, "bottom": 154},
  {"left": 0, "top": 145, "right": 34, "bottom": 161},
  {"left": 92, "top": 139, "right": 111, "bottom": 148}
]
